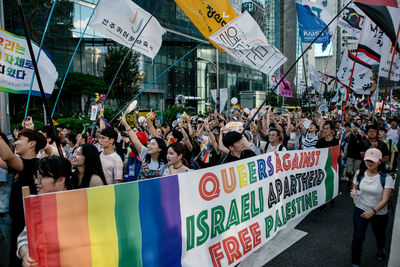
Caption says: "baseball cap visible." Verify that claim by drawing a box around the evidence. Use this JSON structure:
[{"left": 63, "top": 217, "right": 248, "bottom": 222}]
[{"left": 364, "top": 148, "right": 382, "bottom": 163}]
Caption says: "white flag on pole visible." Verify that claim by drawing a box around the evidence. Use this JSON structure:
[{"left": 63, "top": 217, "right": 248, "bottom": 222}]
[
  {"left": 89, "top": 0, "right": 166, "bottom": 59},
  {"left": 337, "top": 2, "right": 366, "bottom": 39},
  {"left": 209, "top": 11, "right": 287, "bottom": 75}
]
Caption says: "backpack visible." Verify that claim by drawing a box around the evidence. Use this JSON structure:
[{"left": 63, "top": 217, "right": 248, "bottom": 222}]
[{"left": 264, "top": 142, "right": 284, "bottom": 152}]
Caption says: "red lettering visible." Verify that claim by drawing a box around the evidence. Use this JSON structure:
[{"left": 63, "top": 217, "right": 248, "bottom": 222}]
[
  {"left": 310, "top": 151, "right": 316, "bottom": 166},
  {"left": 291, "top": 153, "right": 299, "bottom": 170},
  {"left": 249, "top": 222, "right": 261, "bottom": 247},
  {"left": 199, "top": 172, "right": 220, "bottom": 201},
  {"left": 238, "top": 228, "right": 252, "bottom": 255},
  {"left": 222, "top": 236, "right": 242, "bottom": 265},
  {"left": 302, "top": 152, "right": 310, "bottom": 168},
  {"left": 315, "top": 150, "right": 321, "bottom": 166},
  {"left": 275, "top": 153, "right": 284, "bottom": 173},
  {"left": 209, "top": 242, "right": 225, "bottom": 267},
  {"left": 282, "top": 153, "right": 291, "bottom": 171}
]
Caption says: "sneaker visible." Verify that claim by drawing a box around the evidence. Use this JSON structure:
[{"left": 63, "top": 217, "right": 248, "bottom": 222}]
[{"left": 376, "top": 248, "right": 385, "bottom": 261}]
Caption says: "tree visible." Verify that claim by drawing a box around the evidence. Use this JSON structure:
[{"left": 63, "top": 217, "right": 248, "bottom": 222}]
[
  {"left": 103, "top": 46, "right": 140, "bottom": 106},
  {"left": 56, "top": 72, "right": 108, "bottom": 114}
]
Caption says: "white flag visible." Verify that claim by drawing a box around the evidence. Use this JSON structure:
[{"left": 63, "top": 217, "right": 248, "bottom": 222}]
[
  {"left": 309, "top": 64, "right": 324, "bottom": 94},
  {"left": 0, "top": 29, "right": 58, "bottom": 97},
  {"left": 209, "top": 11, "right": 287, "bottom": 75},
  {"left": 337, "top": 48, "right": 374, "bottom": 95},
  {"left": 89, "top": 0, "right": 166, "bottom": 59},
  {"left": 338, "top": 2, "right": 366, "bottom": 39}
]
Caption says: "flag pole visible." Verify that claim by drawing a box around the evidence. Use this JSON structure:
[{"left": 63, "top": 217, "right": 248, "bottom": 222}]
[
  {"left": 379, "top": 22, "right": 400, "bottom": 123},
  {"left": 220, "top": 0, "right": 353, "bottom": 164},
  {"left": 342, "top": 50, "right": 358, "bottom": 114},
  {"left": 24, "top": 0, "right": 58, "bottom": 118},
  {"left": 17, "top": 0, "right": 64, "bottom": 157}
]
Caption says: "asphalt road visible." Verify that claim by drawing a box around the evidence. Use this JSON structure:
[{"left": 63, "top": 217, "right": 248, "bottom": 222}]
[{"left": 265, "top": 178, "right": 399, "bottom": 267}]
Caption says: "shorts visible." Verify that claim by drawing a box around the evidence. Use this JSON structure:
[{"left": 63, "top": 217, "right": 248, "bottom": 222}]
[{"left": 346, "top": 157, "right": 361, "bottom": 174}]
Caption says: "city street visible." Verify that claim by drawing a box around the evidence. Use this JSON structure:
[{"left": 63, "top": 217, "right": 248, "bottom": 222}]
[{"left": 265, "top": 178, "right": 399, "bottom": 267}]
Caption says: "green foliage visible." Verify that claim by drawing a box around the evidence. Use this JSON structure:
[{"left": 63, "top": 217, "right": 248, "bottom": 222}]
[
  {"left": 56, "top": 117, "right": 91, "bottom": 133},
  {"left": 103, "top": 46, "right": 140, "bottom": 106},
  {"left": 163, "top": 106, "right": 195, "bottom": 126}
]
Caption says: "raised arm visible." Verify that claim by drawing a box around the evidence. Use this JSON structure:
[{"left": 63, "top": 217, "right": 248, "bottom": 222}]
[
  {"left": 0, "top": 136, "right": 23, "bottom": 172},
  {"left": 119, "top": 112, "right": 143, "bottom": 155}
]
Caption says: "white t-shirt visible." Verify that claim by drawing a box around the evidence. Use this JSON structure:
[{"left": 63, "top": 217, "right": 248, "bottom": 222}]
[
  {"left": 353, "top": 170, "right": 395, "bottom": 215},
  {"left": 259, "top": 141, "right": 287, "bottom": 153},
  {"left": 100, "top": 152, "right": 123, "bottom": 185},
  {"left": 387, "top": 128, "right": 399, "bottom": 145}
]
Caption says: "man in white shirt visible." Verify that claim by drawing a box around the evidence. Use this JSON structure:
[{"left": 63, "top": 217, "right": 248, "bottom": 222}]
[{"left": 99, "top": 127, "right": 123, "bottom": 184}]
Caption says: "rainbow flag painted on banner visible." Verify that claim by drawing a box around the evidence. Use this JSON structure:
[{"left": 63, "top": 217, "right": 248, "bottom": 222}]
[{"left": 24, "top": 177, "right": 182, "bottom": 267}]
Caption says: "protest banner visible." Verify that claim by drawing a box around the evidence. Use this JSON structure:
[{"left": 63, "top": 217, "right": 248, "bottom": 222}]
[
  {"left": 89, "top": 0, "right": 166, "bottom": 59},
  {"left": 337, "top": 2, "right": 366, "bottom": 39},
  {"left": 0, "top": 28, "right": 58, "bottom": 97},
  {"left": 24, "top": 146, "right": 339, "bottom": 267},
  {"left": 209, "top": 11, "right": 287, "bottom": 76}
]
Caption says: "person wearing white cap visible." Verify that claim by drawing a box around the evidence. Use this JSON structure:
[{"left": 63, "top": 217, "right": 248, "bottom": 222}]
[{"left": 350, "top": 148, "right": 395, "bottom": 267}]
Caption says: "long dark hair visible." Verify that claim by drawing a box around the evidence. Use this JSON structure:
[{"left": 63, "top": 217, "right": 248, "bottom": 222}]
[
  {"left": 168, "top": 143, "right": 189, "bottom": 167},
  {"left": 72, "top": 144, "right": 107, "bottom": 188},
  {"left": 145, "top": 137, "right": 167, "bottom": 168},
  {"left": 356, "top": 160, "right": 385, "bottom": 182}
]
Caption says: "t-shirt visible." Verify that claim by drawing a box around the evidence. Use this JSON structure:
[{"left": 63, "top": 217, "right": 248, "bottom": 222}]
[
  {"left": 224, "top": 150, "right": 256, "bottom": 163},
  {"left": 259, "top": 141, "right": 287, "bottom": 153},
  {"left": 302, "top": 133, "right": 319, "bottom": 150},
  {"left": 100, "top": 152, "right": 123, "bottom": 184},
  {"left": 346, "top": 134, "right": 362, "bottom": 159},
  {"left": 360, "top": 139, "right": 390, "bottom": 158},
  {"left": 316, "top": 138, "right": 339, "bottom": 148},
  {"left": 387, "top": 128, "right": 399, "bottom": 145},
  {"left": 353, "top": 170, "right": 395, "bottom": 215}
]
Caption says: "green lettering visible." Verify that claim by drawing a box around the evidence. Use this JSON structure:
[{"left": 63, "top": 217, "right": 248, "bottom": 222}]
[
  {"left": 305, "top": 192, "right": 312, "bottom": 210},
  {"left": 196, "top": 210, "right": 209, "bottom": 246},
  {"left": 286, "top": 202, "right": 291, "bottom": 221},
  {"left": 225, "top": 199, "right": 240, "bottom": 231},
  {"left": 241, "top": 193, "right": 250, "bottom": 222},
  {"left": 211, "top": 206, "right": 225, "bottom": 238},
  {"left": 312, "top": 190, "right": 318, "bottom": 206},
  {"left": 274, "top": 209, "right": 283, "bottom": 231},
  {"left": 186, "top": 215, "right": 195, "bottom": 251},
  {"left": 248, "top": 161, "right": 257, "bottom": 184},
  {"left": 259, "top": 187, "right": 264, "bottom": 213},
  {"left": 250, "top": 190, "right": 260, "bottom": 217},
  {"left": 265, "top": 216, "right": 274, "bottom": 238}
]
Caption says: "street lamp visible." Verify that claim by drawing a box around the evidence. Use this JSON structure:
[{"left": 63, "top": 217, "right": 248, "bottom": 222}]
[{"left": 195, "top": 51, "right": 220, "bottom": 111}]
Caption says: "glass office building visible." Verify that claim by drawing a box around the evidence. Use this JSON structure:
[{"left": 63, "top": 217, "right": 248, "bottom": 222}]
[{"left": 4, "top": 0, "right": 280, "bottom": 114}]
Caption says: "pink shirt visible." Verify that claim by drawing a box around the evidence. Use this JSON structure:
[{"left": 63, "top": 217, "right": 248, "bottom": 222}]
[{"left": 100, "top": 152, "right": 123, "bottom": 184}]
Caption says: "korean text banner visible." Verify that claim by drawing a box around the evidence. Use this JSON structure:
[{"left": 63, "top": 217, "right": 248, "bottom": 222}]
[
  {"left": 209, "top": 12, "right": 287, "bottom": 76},
  {"left": 89, "top": 0, "right": 166, "bottom": 59},
  {"left": 0, "top": 29, "right": 58, "bottom": 97},
  {"left": 24, "top": 146, "right": 339, "bottom": 267},
  {"left": 173, "top": 0, "right": 237, "bottom": 38}
]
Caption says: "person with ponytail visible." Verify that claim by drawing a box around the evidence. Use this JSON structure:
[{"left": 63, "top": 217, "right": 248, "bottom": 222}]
[{"left": 350, "top": 148, "right": 395, "bottom": 266}]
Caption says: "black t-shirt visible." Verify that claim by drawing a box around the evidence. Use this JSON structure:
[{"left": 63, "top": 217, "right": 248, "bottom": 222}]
[
  {"left": 316, "top": 138, "right": 339, "bottom": 149},
  {"left": 360, "top": 139, "right": 390, "bottom": 158},
  {"left": 347, "top": 134, "right": 362, "bottom": 159},
  {"left": 223, "top": 149, "right": 256, "bottom": 163},
  {"left": 9, "top": 158, "right": 39, "bottom": 233}
]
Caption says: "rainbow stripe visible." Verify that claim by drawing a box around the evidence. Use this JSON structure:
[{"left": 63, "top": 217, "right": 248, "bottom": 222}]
[
  {"left": 232, "top": 104, "right": 244, "bottom": 115},
  {"left": 25, "top": 176, "right": 182, "bottom": 267}
]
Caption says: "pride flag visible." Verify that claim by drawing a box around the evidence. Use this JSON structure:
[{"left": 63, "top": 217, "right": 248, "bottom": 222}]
[{"left": 24, "top": 177, "right": 182, "bottom": 267}]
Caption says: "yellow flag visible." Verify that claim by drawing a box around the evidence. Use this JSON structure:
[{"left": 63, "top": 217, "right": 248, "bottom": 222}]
[{"left": 174, "top": 0, "right": 237, "bottom": 49}]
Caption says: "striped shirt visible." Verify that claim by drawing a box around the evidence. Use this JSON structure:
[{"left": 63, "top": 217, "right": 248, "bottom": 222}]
[
  {"left": 302, "top": 133, "right": 319, "bottom": 150},
  {"left": 100, "top": 152, "right": 123, "bottom": 184}
]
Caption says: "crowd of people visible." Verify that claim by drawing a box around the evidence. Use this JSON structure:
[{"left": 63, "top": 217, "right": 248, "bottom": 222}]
[{"left": 0, "top": 105, "right": 398, "bottom": 267}]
